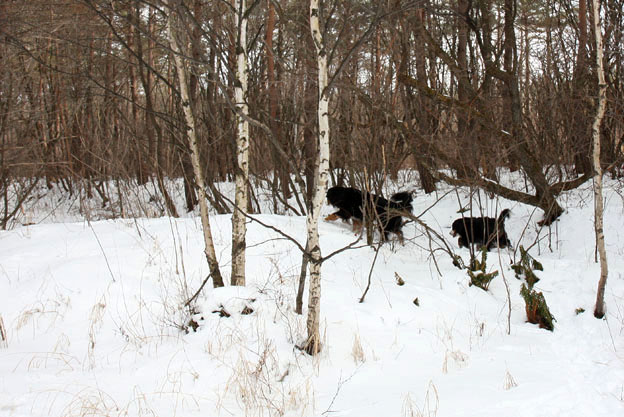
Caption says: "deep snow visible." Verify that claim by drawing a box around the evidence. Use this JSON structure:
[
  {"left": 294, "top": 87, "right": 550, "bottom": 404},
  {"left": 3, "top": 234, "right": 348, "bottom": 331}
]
[{"left": 1, "top": 176, "right": 623, "bottom": 417}]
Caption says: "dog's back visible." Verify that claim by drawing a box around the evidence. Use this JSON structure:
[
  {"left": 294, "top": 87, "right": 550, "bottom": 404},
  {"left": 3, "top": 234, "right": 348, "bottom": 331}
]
[
  {"left": 325, "top": 186, "right": 414, "bottom": 242},
  {"left": 375, "top": 191, "right": 414, "bottom": 240},
  {"left": 451, "top": 209, "right": 511, "bottom": 250},
  {"left": 326, "top": 186, "right": 361, "bottom": 207}
]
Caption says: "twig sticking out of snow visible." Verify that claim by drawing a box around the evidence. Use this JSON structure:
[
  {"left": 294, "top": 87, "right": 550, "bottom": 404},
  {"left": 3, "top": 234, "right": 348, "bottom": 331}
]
[{"left": 0, "top": 315, "right": 7, "bottom": 348}]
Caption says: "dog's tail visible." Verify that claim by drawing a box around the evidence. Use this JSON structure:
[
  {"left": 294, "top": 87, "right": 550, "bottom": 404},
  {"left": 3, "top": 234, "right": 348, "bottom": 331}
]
[
  {"left": 497, "top": 209, "right": 511, "bottom": 223},
  {"left": 390, "top": 191, "right": 414, "bottom": 212}
]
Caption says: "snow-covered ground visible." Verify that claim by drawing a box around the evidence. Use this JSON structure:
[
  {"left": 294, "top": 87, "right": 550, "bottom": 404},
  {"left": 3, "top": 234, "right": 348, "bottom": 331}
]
[{"left": 1, "top": 176, "right": 624, "bottom": 417}]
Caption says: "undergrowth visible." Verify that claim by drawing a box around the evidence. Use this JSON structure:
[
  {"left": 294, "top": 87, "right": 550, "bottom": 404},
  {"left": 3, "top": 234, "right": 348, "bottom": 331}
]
[
  {"left": 467, "top": 248, "right": 498, "bottom": 291},
  {"left": 513, "top": 246, "right": 555, "bottom": 331}
]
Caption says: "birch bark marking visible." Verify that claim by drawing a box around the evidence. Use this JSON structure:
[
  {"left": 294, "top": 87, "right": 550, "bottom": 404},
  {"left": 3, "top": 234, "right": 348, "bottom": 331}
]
[
  {"left": 592, "top": 0, "right": 608, "bottom": 318},
  {"left": 231, "top": 0, "right": 250, "bottom": 286},
  {"left": 167, "top": 1, "right": 224, "bottom": 288},
  {"left": 304, "top": 0, "right": 330, "bottom": 355}
]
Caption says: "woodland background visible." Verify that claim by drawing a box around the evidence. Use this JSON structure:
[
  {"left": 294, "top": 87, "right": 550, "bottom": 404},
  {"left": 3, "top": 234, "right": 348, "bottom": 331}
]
[{"left": 2, "top": 0, "right": 623, "bottom": 229}]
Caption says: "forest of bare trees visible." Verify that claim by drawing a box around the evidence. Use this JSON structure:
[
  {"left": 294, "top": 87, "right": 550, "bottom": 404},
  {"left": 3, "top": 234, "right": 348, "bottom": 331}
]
[{"left": 1, "top": 0, "right": 623, "bottom": 227}]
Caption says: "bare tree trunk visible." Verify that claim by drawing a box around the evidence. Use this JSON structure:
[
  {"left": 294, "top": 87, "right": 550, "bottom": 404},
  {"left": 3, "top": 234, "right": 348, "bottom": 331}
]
[
  {"left": 456, "top": 0, "right": 470, "bottom": 124},
  {"left": 134, "top": 4, "right": 178, "bottom": 217},
  {"left": 592, "top": 0, "right": 608, "bottom": 318},
  {"left": 578, "top": 0, "right": 588, "bottom": 72},
  {"left": 410, "top": 6, "right": 437, "bottom": 193},
  {"left": 265, "top": 0, "right": 290, "bottom": 202},
  {"left": 303, "top": 0, "right": 330, "bottom": 355},
  {"left": 295, "top": 241, "right": 309, "bottom": 315},
  {"left": 573, "top": 0, "right": 592, "bottom": 175},
  {"left": 167, "top": 0, "right": 224, "bottom": 288},
  {"left": 182, "top": 0, "right": 203, "bottom": 213},
  {"left": 231, "top": 0, "right": 250, "bottom": 286},
  {"left": 503, "top": 0, "right": 563, "bottom": 225}
]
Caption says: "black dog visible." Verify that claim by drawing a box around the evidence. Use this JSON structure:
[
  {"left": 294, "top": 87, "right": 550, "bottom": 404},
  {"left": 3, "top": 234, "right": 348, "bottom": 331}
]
[
  {"left": 450, "top": 209, "right": 512, "bottom": 250},
  {"left": 325, "top": 186, "right": 365, "bottom": 229},
  {"left": 325, "top": 186, "right": 413, "bottom": 242}
]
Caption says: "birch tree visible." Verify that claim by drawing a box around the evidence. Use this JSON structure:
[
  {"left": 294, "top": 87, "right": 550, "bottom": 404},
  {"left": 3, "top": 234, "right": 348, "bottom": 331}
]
[
  {"left": 231, "top": 0, "right": 250, "bottom": 286},
  {"left": 166, "top": 0, "right": 225, "bottom": 288},
  {"left": 302, "top": 0, "right": 331, "bottom": 355},
  {"left": 592, "top": 0, "right": 608, "bottom": 318}
]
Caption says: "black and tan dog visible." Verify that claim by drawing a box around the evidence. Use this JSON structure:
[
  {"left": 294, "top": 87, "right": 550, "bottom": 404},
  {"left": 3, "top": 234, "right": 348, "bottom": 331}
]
[
  {"left": 325, "top": 186, "right": 413, "bottom": 242},
  {"left": 450, "top": 209, "right": 512, "bottom": 250}
]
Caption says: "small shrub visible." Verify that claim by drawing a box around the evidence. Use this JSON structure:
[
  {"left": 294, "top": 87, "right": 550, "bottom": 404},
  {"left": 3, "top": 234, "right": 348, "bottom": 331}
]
[
  {"left": 467, "top": 248, "right": 498, "bottom": 291},
  {"left": 187, "top": 317, "right": 200, "bottom": 332},
  {"left": 511, "top": 246, "right": 542, "bottom": 286},
  {"left": 513, "top": 246, "right": 555, "bottom": 331},
  {"left": 212, "top": 305, "right": 231, "bottom": 318},
  {"left": 184, "top": 306, "right": 202, "bottom": 333},
  {"left": 520, "top": 283, "right": 555, "bottom": 331}
]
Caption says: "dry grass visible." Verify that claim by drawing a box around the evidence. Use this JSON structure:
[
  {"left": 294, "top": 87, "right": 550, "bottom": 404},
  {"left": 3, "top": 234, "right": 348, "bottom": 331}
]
[
  {"left": 0, "top": 314, "right": 7, "bottom": 348},
  {"left": 402, "top": 382, "right": 439, "bottom": 417},
  {"left": 351, "top": 334, "right": 366, "bottom": 364},
  {"left": 87, "top": 298, "right": 106, "bottom": 369},
  {"left": 503, "top": 369, "right": 518, "bottom": 390}
]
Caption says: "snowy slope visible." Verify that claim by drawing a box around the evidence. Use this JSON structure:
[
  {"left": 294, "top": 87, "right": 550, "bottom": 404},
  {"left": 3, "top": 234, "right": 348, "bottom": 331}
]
[{"left": 1, "top": 178, "right": 623, "bottom": 417}]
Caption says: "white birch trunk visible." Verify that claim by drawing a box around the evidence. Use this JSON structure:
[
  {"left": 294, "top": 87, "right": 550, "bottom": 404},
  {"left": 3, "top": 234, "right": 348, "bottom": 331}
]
[
  {"left": 231, "top": 0, "right": 250, "bottom": 286},
  {"left": 304, "top": 0, "right": 330, "bottom": 355},
  {"left": 167, "top": 1, "right": 224, "bottom": 287},
  {"left": 592, "top": 0, "right": 608, "bottom": 318}
]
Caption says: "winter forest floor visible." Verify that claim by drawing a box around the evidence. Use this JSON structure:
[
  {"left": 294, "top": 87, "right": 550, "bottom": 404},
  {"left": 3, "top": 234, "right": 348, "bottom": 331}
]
[{"left": 1, "top": 172, "right": 624, "bottom": 417}]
